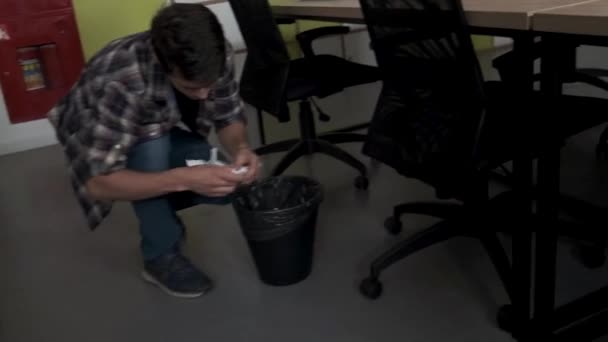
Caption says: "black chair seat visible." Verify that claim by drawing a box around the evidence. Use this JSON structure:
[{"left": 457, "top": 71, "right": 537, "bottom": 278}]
[
  {"left": 364, "top": 81, "right": 608, "bottom": 201},
  {"left": 482, "top": 81, "right": 608, "bottom": 170},
  {"left": 441, "top": 81, "right": 608, "bottom": 197},
  {"left": 286, "top": 55, "right": 381, "bottom": 101}
]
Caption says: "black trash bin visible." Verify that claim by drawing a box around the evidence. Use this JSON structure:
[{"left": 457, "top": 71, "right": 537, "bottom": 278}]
[{"left": 233, "top": 176, "right": 323, "bottom": 286}]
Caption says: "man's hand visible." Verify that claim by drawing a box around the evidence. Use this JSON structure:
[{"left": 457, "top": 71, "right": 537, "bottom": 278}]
[
  {"left": 232, "top": 147, "right": 261, "bottom": 184},
  {"left": 216, "top": 122, "right": 259, "bottom": 184},
  {"left": 180, "top": 165, "right": 245, "bottom": 197}
]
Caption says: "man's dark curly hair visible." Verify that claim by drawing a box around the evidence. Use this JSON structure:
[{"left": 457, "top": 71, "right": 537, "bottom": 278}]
[{"left": 151, "top": 4, "right": 226, "bottom": 85}]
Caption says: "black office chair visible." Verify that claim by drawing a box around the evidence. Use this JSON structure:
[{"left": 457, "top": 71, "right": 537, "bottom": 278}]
[
  {"left": 493, "top": 42, "right": 608, "bottom": 159},
  {"left": 228, "top": 0, "right": 380, "bottom": 188},
  {"left": 356, "top": 0, "right": 608, "bottom": 314},
  {"left": 493, "top": 42, "right": 608, "bottom": 268}
]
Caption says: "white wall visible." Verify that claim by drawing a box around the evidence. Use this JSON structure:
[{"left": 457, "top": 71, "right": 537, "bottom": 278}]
[
  {"left": 172, "top": 0, "right": 245, "bottom": 51},
  {"left": 494, "top": 37, "right": 513, "bottom": 49},
  {"left": 206, "top": 2, "right": 245, "bottom": 51},
  {"left": 0, "top": 87, "right": 57, "bottom": 156}
]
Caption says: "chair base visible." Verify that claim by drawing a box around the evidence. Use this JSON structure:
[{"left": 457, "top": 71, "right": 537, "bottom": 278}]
[
  {"left": 361, "top": 191, "right": 518, "bottom": 303},
  {"left": 361, "top": 216, "right": 513, "bottom": 302},
  {"left": 269, "top": 138, "right": 367, "bottom": 177},
  {"left": 362, "top": 187, "right": 608, "bottom": 305},
  {"left": 254, "top": 99, "right": 369, "bottom": 187},
  {"left": 491, "top": 166, "right": 608, "bottom": 268},
  {"left": 384, "top": 201, "right": 463, "bottom": 235}
]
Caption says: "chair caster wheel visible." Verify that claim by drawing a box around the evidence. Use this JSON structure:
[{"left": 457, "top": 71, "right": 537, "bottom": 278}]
[
  {"left": 360, "top": 277, "right": 383, "bottom": 300},
  {"left": 497, "top": 304, "right": 515, "bottom": 334},
  {"left": 384, "top": 217, "right": 402, "bottom": 235},
  {"left": 355, "top": 176, "right": 369, "bottom": 190},
  {"left": 573, "top": 245, "right": 606, "bottom": 269}
]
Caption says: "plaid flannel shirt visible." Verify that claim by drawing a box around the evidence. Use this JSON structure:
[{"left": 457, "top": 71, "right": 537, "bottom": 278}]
[{"left": 48, "top": 32, "right": 246, "bottom": 229}]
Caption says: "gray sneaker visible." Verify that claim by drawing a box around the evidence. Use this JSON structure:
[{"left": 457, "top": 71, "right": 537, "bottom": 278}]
[{"left": 142, "top": 252, "right": 212, "bottom": 298}]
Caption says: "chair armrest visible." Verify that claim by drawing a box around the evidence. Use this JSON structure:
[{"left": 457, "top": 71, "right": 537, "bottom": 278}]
[{"left": 296, "top": 26, "right": 351, "bottom": 58}]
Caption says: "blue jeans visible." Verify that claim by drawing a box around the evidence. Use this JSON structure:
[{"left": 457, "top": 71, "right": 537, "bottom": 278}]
[{"left": 127, "top": 128, "right": 231, "bottom": 260}]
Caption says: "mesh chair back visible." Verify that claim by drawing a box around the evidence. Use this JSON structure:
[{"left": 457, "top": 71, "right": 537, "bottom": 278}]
[
  {"left": 360, "top": 0, "right": 488, "bottom": 190},
  {"left": 228, "top": 0, "right": 291, "bottom": 120}
]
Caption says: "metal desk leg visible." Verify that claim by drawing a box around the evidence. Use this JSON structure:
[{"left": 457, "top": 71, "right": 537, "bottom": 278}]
[
  {"left": 509, "top": 34, "right": 537, "bottom": 342},
  {"left": 533, "top": 35, "right": 563, "bottom": 339},
  {"left": 511, "top": 156, "right": 534, "bottom": 341},
  {"left": 534, "top": 149, "right": 560, "bottom": 339}
]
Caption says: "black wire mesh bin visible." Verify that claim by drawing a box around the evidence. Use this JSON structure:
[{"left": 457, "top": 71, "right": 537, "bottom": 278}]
[{"left": 233, "top": 176, "right": 323, "bottom": 286}]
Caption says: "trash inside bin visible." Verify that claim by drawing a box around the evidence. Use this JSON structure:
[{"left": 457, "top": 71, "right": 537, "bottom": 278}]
[{"left": 233, "top": 176, "right": 323, "bottom": 286}]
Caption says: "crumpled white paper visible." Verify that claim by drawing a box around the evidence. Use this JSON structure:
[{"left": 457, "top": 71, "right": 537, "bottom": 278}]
[
  {"left": 185, "top": 147, "right": 225, "bottom": 167},
  {"left": 186, "top": 147, "right": 248, "bottom": 174}
]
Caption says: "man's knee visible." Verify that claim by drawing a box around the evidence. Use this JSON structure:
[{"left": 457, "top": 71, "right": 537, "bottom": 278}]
[
  {"left": 169, "top": 128, "right": 216, "bottom": 167},
  {"left": 127, "top": 134, "right": 172, "bottom": 172}
]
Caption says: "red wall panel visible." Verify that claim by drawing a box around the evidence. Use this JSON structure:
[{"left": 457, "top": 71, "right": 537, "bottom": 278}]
[
  {"left": 0, "top": 1, "right": 84, "bottom": 124},
  {"left": 0, "top": 0, "right": 21, "bottom": 18},
  {"left": 23, "top": 0, "right": 71, "bottom": 14}
]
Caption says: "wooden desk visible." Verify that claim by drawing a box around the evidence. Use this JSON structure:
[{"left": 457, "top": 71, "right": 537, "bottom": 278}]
[
  {"left": 465, "top": 0, "right": 599, "bottom": 30},
  {"left": 272, "top": 0, "right": 364, "bottom": 23},
  {"left": 272, "top": 0, "right": 598, "bottom": 30},
  {"left": 533, "top": 0, "right": 608, "bottom": 36}
]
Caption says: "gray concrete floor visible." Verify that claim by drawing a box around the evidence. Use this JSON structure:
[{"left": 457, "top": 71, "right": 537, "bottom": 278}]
[{"left": 3, "top": 47, "right": 608, "bottom": 342}]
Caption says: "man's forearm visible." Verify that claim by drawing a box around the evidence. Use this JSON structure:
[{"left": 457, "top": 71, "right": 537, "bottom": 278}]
[
  {"left": 217, "top": 121, "right": 250, "bottom": 158},
  {"left": 86, "top": 169, "right": 188, "bottom": 201}
]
